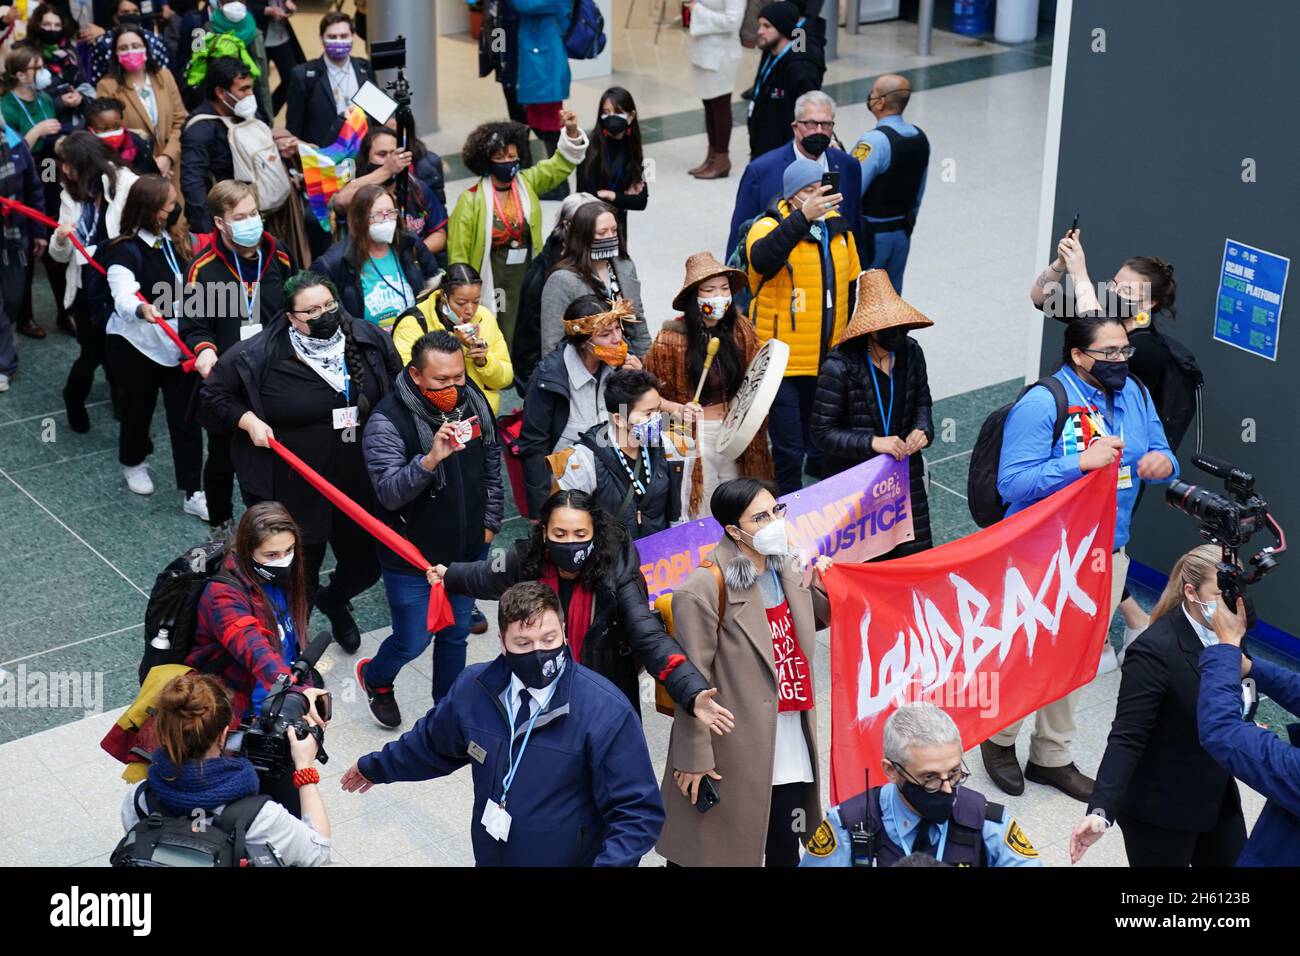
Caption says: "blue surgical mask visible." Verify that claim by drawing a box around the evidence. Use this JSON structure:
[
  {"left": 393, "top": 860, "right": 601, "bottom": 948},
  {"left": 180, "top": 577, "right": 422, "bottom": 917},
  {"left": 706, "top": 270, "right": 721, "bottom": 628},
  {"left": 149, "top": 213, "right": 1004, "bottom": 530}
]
[
  {"left": 630, "top": 412, "right": 662, "bottom": 448},
  {"left": 228, "top": 214, "right": 263, "bottom": 247},
  {"left": 1190, "top": 597, "right": 1217, "bottom": 628}
]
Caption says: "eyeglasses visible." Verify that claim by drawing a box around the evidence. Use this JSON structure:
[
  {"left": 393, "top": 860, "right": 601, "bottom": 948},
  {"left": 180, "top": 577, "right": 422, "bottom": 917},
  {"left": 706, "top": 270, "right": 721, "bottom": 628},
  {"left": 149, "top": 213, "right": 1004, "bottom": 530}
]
[
  {"left": 892, "top": 760, "right": 971, "bottom": 793},
  {"left": 1081, "top": 345, "right": 1137, "bottom": 361},
  {"left": 369, "top": 210, "right": 399, "bottom": 223},
  {"left": 746, "top": 502, "right": 788, "bottom": 527},
  {"left": 289, "top": 299, "right": 338, "bottom": 319},
  {"left": 796, "top": 119, "right": 835, "bottom": 131}
]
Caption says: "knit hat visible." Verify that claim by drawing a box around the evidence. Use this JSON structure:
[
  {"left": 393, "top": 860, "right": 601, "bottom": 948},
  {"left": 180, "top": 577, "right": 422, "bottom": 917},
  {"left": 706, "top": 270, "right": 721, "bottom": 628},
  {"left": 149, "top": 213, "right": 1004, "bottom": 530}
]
[
  {"left": 759, "top": 1, "right": 800, "bottom": 39},
  {"left": 562, "top": 298, "right": 639, "bottom": 339},
  {"left": 782, "top": 157, "right": 823, "bottom": 200},
  {"left": 672, "top": 251, "right": 747, "bottom": 312},
  {"left": 838, "top": 269, "right": 933, "bottom": 344}
]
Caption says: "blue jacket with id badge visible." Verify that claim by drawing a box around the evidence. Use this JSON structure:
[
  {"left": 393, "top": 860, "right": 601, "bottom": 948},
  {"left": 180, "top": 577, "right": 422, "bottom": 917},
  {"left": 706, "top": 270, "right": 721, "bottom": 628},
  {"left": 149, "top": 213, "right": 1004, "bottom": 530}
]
[
  {"left": 357, "top": 653, "right": 665, "bottom": 866},
  {"left": 997, "top": 364, "right": 1178, "bottom": 549}
]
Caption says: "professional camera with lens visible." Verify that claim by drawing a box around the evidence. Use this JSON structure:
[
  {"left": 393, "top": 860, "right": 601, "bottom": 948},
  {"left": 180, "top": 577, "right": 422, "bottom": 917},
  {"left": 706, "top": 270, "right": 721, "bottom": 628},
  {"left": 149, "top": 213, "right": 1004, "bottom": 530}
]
[
  {"left": 1167, "top": 454, "right": 1287, "bottom": 627},
  {"left": 369, "top": 36, "right": 415, "bottom": 215},
  {"left": 228, "top": 632, "right": 332, "bottom": 780}
]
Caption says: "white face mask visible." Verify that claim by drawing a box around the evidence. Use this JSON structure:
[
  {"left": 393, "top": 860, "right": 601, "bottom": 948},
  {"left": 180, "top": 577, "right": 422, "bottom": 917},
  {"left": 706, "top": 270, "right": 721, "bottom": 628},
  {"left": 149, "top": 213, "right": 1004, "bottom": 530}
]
[
  {"left": 230, "top": 92, "right": 258, "bottom": 120},
  {"left": 33, "top": 68, "right": 52, "bottom": 90},
  {"left": 369, "top": 219, "right": 397, "bottom": 244},
  {"left": 222, "top": 2, "right": 248, "bottom": 22},
  {"left": 743, "top": 517, "right": 789, "bottom": 557},
  {"left": 697, "top": 294, "right": 731, "bottom": 322}
]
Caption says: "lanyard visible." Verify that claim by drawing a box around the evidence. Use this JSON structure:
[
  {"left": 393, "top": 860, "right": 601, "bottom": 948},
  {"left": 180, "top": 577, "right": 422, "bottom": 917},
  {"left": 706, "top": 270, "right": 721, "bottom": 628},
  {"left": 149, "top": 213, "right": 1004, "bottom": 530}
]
[
  {"left": 869, "top": 350, "right": 894, "bottom": 436},
  {"left": 76, "top": 199, "right": 101, "bottom": 246},
  {"left": 367, "top": 253, "right": 412, "bottom": 307},
  {"left": 232, "top": 247, "right": 262, "bottom": 322},
  {"left": 613, "top": 443, "right": 650, "bottom": 497},
  {"left": 158, "top": 235, "right": 183, "bottom": 318},
  {"left": 500, "top": 677, "right": 561, "bottom": 804},
  {"left": 490, "top": 177, "right": 525, "bottom": 244},
  {"left": 12, "top": 93, "right": 49, "bottom": 131},
  {"left": 1062, "top": 370, "right": 1115, "bottom": 438},
  {"left": 752, "top": 44, "right": 792, "bottom": 99},
  {"left": 341, "top": 366, "right": 350, "bottom": 404}
]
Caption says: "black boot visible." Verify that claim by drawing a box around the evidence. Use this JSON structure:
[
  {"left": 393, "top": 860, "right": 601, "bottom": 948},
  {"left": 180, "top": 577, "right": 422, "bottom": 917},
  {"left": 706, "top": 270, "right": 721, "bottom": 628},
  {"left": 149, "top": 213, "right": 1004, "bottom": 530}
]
[
  {"left": 63, "top": 385, "right": 90, "bottom": 433},
  {"left": 314, "top": 584, "right": 361, "bottom": 654}
]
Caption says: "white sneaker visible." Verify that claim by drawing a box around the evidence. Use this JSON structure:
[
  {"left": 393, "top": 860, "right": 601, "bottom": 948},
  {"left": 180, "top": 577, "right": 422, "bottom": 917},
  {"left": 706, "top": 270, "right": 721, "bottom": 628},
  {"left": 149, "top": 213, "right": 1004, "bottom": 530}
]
[
  {"left": 183, "top": 491, "right": 209, "bottom": 521},
  {"left": 124, "top": 464, "right": 154, "bottom": 495},
  {"left": 0, "top": 373, "right": 9, "bottom": 392}
]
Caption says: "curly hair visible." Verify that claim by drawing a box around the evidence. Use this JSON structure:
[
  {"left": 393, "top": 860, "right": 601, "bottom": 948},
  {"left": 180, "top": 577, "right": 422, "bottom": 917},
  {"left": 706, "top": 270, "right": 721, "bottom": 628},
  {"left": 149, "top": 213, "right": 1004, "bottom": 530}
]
[
  {"left": 461, "top": 120, "right": 531, "bottom": 177},
  {"left": 519, "top": 489, "right": 627, "bottom": 592}
]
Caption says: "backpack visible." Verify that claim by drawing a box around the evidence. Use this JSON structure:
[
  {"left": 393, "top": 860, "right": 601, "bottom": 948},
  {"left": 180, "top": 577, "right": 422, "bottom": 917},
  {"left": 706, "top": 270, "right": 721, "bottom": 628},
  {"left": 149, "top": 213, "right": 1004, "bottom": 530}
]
[
  {"left": 651, "top": 559, "right": 725, "bottom": 717},
  {"left": 185, "top": 31, "right": 261, "bottom": 89},
  {"left": 111, "top": 786, "right": 276, "bottom": 867},
  {"left": 564, "top": 0, "right": 607, "bottom": 60},
  {"left": 966, "top": 376, "right": 1068, "bottom": 528},
  {"left": 139, "top": 540, "right": 241, "bottom": 684},
  {"left": 1135, "top": 327, "right": 1204, "bottom": 453},
  {"left": 184, "top": 113, "right": 291, "bottom": 213}
]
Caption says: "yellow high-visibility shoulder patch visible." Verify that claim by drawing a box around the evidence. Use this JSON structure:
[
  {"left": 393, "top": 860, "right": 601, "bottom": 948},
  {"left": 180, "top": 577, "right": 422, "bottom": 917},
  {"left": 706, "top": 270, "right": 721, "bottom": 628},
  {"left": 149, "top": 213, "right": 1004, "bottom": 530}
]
[
  {"left": 851, "top": 141, "right": 872, "bottom": 162},
  {"left": 1005, "top": 819, "right": 1038, "bottom": 858},
  {"left": 806, "top": 819, "right": 838, "bottom": 857}
]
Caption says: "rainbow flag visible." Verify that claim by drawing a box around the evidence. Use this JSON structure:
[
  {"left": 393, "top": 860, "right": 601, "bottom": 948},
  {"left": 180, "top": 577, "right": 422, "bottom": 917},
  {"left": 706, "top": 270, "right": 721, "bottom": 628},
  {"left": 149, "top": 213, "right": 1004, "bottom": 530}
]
[{"left": 298, "top": 106, "right": 370, "bottom": 232}]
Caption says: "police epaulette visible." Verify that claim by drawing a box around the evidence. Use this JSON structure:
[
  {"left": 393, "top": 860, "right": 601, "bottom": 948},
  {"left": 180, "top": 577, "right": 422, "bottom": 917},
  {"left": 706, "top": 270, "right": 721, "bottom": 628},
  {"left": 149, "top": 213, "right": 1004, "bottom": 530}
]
[{"left": 984, "top": 801, "right": 1005, "bottom": 823}]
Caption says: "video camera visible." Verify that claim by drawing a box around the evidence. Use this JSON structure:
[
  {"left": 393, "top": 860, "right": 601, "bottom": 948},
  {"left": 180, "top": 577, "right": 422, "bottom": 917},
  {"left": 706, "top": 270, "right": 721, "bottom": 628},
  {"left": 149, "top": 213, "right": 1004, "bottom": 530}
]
[
  {"left": 1167, "top": 454, "right": 1287, "bottom": 628},
  {"left": 370, "top": 36, "right": 414, "bottom": 216},
  {"left": 229, "top": 632, "right": 332, "bottom": 780}
]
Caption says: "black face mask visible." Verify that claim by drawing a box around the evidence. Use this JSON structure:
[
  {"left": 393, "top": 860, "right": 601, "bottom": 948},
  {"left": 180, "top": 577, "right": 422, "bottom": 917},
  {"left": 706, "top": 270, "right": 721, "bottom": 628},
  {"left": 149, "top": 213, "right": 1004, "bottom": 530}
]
[
  {"left": 306, "top": 307, "right": 342, "bottom": 339},
  {"left": 875, "top": 327, "right": 908, "bottom": 351},
  {"left": 489, "top": 159, "right": 520, "bottom": 182},
  {"left": 800, "top": 132, "right": 831, "bottom": 158},
  {"left": 35, "top": 28, "right": 64, "bottom": 46},
  {"left": 505, "top": 644, "right": 566, "bottom": 690},
  {"left": 1089, "top": 359, "right": 1129, "bottom": 392},
  {"left": 900, "top": 781, "right": 957, "bottom": 823},
  {"left": 164, "top": 204, "right": 182, "bottom": 228},
  {"left": 546, "top": 538, "right": 595, "bottom": 574},
  {"left": 252, "top": 561, "right": 292, "bottom": 588},
  {"left": 599, "top": 113, "right": 629, "bottom": 136}
]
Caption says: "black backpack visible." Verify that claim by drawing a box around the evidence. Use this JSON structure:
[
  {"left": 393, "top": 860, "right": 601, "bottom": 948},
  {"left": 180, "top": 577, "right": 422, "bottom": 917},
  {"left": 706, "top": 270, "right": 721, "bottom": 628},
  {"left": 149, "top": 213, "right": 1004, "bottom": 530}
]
[
  {"left": 1134, "top": 327, "right": 1204, "bottom": 453},
  {"left": 140, "top": 540, "right": 240, "bottom": 684},
  {"left": 111, "top": 786, "right": 276, "bottom": 867},
  {"left": 966, "top": 377, "right": 1069, "bottom": 528}
]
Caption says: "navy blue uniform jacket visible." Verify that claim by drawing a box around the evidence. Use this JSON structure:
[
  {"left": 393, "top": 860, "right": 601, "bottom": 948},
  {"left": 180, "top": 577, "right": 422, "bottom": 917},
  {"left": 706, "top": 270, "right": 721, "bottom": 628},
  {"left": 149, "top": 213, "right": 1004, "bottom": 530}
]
[
  {"left": 1198, "top": 643, "right": 1300, "bottom": 866},
  {"left": 358, "top": 655, "right": 665, "bottom": 866}
]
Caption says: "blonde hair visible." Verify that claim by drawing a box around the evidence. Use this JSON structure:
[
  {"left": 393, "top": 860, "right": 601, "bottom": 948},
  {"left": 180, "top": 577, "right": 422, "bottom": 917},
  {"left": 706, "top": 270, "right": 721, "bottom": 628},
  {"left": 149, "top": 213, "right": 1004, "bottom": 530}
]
[
  {"left": 206, "top": 179, "right": 257, "bottom": 219},
  {"left": 1148, "top": 544, "right": 1220, "bottom": 625},
  {"left": 154, "top": 672, "right": 233, "bottom": 773}
]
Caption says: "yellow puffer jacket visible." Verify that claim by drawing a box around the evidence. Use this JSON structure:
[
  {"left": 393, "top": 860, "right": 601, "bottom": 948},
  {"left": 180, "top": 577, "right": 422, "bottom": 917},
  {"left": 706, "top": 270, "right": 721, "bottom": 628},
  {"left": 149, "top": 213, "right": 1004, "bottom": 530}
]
[
  {"left": 391, "top": 289, "right": 514, "bottom": 413},
  {"left": 745, "top": 199, "right": 861, "bottom": 378}
]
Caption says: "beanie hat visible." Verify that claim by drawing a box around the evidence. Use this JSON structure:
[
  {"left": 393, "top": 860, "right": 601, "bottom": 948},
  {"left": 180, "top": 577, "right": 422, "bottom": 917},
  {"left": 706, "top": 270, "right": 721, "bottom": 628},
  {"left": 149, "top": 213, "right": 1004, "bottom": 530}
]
[
  {"left": 759, "top": 1, "right": 800, "bottom": 39},
  {"left": 782, "top": 157, "right": 823, "bottom": 200}
]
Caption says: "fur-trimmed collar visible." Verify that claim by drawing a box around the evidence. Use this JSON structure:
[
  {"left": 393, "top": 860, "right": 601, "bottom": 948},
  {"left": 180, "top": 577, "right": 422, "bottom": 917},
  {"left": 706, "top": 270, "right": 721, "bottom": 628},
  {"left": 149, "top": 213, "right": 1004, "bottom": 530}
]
[{"left": 722, "top": 550, "right": 789, "bottom": 592}]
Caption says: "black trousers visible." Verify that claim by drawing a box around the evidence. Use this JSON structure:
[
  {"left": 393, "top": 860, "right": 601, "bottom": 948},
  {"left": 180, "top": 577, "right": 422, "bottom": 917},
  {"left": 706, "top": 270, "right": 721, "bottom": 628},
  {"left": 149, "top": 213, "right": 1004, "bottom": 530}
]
[
  {"left": 765, "top": 782, "right": 805, "bottom": 867},
  {"left": 63, "top": 289, "right": 113, "bottom": 408},
  {"left": 203, "top": 427, "right": 235, "bottom": 526},
  {"left": 265, "top": 40, "right": 305, "bottom": 117},
  {"left": 104, "top": 335, "right": 204, "bottom": 493},
  {"left": 1117, "top": 797, "right": 1246, "bottom": 867}
]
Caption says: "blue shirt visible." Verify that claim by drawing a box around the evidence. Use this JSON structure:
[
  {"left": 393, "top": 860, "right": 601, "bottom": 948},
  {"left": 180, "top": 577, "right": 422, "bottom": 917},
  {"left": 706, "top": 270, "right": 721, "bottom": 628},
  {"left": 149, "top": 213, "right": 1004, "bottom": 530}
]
[
  {"left": 249, "top": 585, "right": 297, "bottom": 716},
  {"left": 799, "top": 782, "right": 1042, "bottom": 867},
  {"left": 852, "top": 115, "right": 928, "bottom": 221},
  {"left": 359, "top": 249, "right": 415, "bottom": 329},
  {"left": 997, "top": 364, "right": 1178, "bottom": 549}
]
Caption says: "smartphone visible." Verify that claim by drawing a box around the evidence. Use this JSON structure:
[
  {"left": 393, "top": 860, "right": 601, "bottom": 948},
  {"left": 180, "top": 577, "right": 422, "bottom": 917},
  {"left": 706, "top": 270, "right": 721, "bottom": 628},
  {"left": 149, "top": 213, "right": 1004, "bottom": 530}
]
[
  {"left": 696, "top": 776, "right": 721, "bottom": 813},
  {"left": 314, "top": 691, "right": 332, "bottom": 723},
  {"left": 455, "top": 322, "right": 478, "bottom": 339},
  {"left": 821, "top": 171, "right": 841, "bottom": 195},
  {"left": 1070, "top": 212, "right": 1080, "bottom": 236}
]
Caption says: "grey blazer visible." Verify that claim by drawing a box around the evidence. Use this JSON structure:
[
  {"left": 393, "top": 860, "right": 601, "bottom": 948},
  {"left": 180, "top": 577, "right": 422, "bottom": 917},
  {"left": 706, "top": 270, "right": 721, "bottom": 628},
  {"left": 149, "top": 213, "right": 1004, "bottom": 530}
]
[{"left": 539, "top": 258, "right": 651, "bottom": 358}]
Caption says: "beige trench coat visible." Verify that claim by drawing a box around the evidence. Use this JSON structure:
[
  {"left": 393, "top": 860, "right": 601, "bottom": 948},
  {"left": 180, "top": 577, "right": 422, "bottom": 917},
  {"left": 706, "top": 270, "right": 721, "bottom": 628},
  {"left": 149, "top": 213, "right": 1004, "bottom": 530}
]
[{"left": 655, "top": 533, "right": 828, "bottom": 867}]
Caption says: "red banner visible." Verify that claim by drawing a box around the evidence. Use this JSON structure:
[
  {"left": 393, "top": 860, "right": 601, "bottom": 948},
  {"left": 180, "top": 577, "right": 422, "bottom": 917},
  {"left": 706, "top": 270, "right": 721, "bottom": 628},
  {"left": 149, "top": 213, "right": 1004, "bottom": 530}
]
[{"left": 825, "top": 465, "right": 1119, "bottom": 804}]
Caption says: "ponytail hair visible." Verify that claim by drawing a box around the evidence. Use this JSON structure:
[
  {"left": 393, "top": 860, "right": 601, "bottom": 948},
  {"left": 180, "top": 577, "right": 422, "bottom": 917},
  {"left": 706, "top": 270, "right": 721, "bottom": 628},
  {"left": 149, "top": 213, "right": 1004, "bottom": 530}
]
[
  {"left": 154, "top": 672, "right": 233, "bottom": 773},
  {"left": 1148, "top": 544, "right": 1221, "bottom": 626},
  {"left": 1122, "top": 255, "right": 1177, "bottom": 321}
]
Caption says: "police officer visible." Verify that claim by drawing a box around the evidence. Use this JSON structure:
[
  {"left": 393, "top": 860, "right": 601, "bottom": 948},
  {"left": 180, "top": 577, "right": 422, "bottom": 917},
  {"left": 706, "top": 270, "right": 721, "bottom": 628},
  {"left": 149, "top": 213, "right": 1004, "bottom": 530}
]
[
  {"left": 800, "top": 703, "right": 1041, "bottom": 867},
  {"left": 850, "top": 74, "right": 929, "bottom": 294}
]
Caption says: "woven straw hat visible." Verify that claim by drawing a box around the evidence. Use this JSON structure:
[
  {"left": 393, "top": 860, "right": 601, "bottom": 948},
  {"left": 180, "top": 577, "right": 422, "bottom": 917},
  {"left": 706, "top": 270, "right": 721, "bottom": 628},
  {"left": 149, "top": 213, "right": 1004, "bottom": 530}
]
[
  {"left": 672, "top": 251, "right": 748, "bottom": 312},
  {"left": 838, "top": 269, "right": 933, "bottom": 345}
]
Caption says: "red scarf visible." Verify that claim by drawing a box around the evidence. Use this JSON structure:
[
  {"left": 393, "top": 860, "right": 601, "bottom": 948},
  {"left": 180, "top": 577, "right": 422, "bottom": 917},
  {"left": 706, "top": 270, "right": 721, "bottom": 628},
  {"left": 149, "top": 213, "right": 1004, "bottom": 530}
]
[
  {"left": 540, "top": 563, "right": 594, "bottom": 664},
  {"left": 766, "top": 600, "right": 813, "bottom": 711}
]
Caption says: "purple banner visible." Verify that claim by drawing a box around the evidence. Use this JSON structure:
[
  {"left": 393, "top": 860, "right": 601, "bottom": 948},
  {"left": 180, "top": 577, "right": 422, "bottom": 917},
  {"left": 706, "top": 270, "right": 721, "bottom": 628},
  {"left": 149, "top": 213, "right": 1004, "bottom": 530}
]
[{"left": 637, "top": 455, "right": 915, "bottom": 601}]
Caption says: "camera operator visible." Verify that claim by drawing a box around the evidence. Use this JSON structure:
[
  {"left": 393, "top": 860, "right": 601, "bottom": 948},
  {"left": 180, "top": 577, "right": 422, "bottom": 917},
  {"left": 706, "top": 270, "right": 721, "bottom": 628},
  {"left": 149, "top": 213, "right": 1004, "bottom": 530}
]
[
  {"left": 120, "top": 671, "right": 332, "bottom": 867},
  {"left": 1198, "top": 596, "right": 1300, "bottom": 866},
  {"left": 186, "top": 501, "right": 327, "bottom": 816}
]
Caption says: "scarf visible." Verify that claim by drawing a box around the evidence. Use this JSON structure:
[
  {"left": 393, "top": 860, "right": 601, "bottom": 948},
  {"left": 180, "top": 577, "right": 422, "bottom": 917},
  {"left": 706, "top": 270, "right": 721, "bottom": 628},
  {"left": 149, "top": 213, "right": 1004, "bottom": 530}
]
[
  {"left": 540, "top": 562, "right": 594, "bottom": 665},
  {"left": 288, "top": 325, "right": 347, "bottom": 393},
  {"left": 395, "top": 366, "right": 498, "bottom": 474},
  {"left": 210, "top": 6, "right": 259, "bottom": 48},
  {"left": 146, "top": 747, "right": 261, "bottom": 816}
]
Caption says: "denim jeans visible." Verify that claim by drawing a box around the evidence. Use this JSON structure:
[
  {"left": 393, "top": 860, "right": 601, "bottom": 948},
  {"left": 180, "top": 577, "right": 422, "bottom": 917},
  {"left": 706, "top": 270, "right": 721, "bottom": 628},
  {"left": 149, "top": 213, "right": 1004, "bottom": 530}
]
[{"left": 369, "top": 567, "right": 477, "bottom": 702}]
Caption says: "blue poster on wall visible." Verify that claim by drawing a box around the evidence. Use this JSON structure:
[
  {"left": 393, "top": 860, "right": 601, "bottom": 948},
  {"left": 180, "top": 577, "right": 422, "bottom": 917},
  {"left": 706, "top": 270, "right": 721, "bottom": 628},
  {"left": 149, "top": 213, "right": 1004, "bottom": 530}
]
[{"left": 1214, "top": 239, "right": 1288, "bottom": 361}]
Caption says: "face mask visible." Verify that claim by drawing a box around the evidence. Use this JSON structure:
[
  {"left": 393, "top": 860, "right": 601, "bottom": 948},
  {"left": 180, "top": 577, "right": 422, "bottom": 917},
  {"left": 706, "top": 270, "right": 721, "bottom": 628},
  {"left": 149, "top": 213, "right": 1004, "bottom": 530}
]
[
  {"left": 599, "top": 112, "right": 630, "bottom": 136},
  {"left": 697, "top": 294, "right": 731, "bottom": 321},
  {"left": 489, "top": 159, "right": 520, "bottom": 182},
  {"left": 546, "top": 538, "right": 595, "bottom": 574},
  {"left": 164, "top": 204, "right": 182, "bottom": 228},
  {"left": 1089, "top": 358, "right": 1129, "bottom": 392},
  {"left": 232, "top": 92, "right": 258, "bottom": 120},
  {"left": 505, "top": 643, "right": 566, "bottom": 690},
  {"left": 740, "top": 517, "right": 789, "bottom": 557},
  {"left": 590, "top": 340, "right": 627, "bottom": 367},
  {"left": 35, "top": 28, "right": 64, "bottom": 46},
  {"left": 94, "top": 127, "right": 128, "bottom": 148},
  {"left": 222, "top": 2, "right": 248, "bottom": 22},
  {"left": 369, "top": 219, "right": 397, "bottom": 244},
  {"left": 630, "top": 411, "right": 663, "bottom": 448},
  {"left": 323, "top": 39, "right": 353, "bottom": 61},
  {"left": 252, "top": 550, "right": 294, "bottom": 587},
  {"left": 305, "top": 306, "right": 341, "bottom": 339},
  {"left": 118, "top": 50, "right": 147, "bottom": 72},
  {"left": 1190, "top": 596, "right": 1218, "bottom": 628},
  {"left": 875, "top": 327, "right": 908, "bottom": 351},
  {"left": 590, "top": 235, "right": 620, "bottom": 260},
  {"left": 800, "top": 132, "right": 830, "bottom": 158},
  {"left": 899, "top": 780, "right": 957, "bottom": 823},
  {"left": 422, "top": 383, "right": 462, "bottom": 413},
  {"left": 227, "top": 214, "right": 263, "bottom": 247},
  {"left": 33, "top": 68, "right": 52, "bottom": 90}
]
